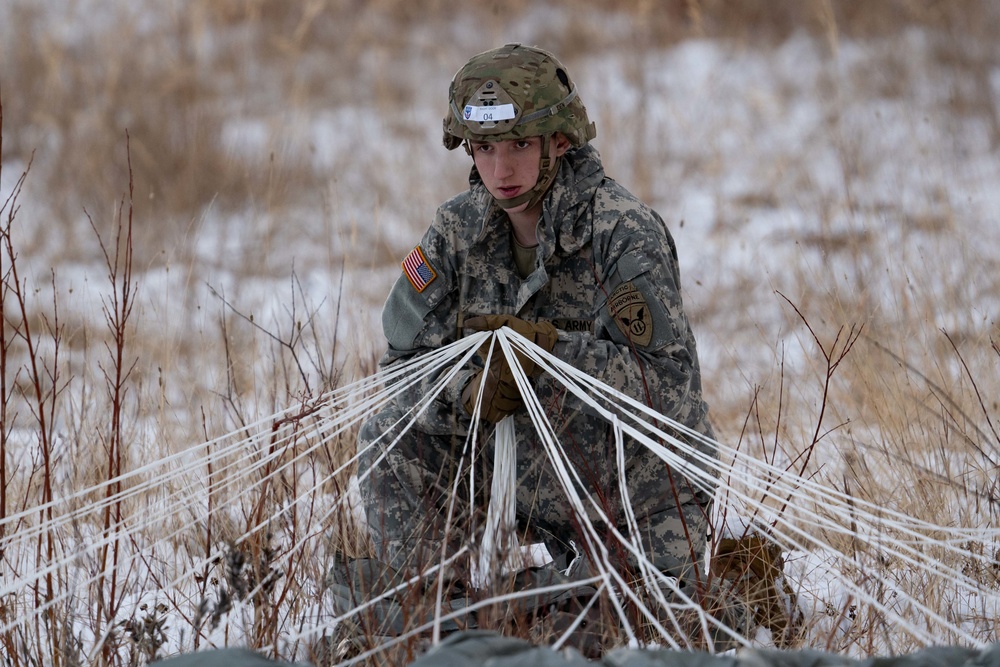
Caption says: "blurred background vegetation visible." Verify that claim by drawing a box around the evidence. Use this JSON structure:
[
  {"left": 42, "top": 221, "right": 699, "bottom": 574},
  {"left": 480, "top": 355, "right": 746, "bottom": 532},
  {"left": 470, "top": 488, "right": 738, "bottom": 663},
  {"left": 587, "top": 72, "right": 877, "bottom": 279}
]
[
  {"left": 1, "top": 1, "right": 999, "bottom": 661},
  {"left": 4, "top": 0, "right": 997, "bottom": 258}
]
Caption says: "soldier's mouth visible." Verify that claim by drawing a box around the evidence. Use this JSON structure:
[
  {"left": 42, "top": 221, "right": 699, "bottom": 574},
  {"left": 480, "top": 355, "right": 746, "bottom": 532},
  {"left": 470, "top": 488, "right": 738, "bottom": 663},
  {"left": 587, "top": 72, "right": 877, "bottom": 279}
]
[{"left": 498, "top": 186, "right": 521, "bottom": 197}]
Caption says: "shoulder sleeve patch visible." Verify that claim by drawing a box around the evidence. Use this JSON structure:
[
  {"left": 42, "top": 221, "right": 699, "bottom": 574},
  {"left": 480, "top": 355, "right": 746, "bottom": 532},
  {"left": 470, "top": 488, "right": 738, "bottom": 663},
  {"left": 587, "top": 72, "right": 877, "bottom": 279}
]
[
  {"left": 608, "top": 280, "right": 653, "bottom": 347},
  {"left": 401, "top": 245, "right": 438, "bottom": 293}
]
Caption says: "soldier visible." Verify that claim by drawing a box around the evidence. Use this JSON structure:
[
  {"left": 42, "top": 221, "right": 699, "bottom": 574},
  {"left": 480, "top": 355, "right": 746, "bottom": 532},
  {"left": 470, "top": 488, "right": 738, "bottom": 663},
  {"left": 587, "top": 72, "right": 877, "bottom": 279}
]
[{"left": 356, "top": 43, "right": 718, "bottom": 616}]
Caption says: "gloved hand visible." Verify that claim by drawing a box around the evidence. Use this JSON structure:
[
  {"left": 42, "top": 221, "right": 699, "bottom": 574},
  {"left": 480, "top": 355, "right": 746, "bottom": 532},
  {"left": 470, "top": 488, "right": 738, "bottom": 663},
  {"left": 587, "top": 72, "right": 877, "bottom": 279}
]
[
  {"left": 464, "top": 315, "right": 558, "bottom": 378},
  {"left": 461, "top": 363, "right": 521, "bottom": 422}
]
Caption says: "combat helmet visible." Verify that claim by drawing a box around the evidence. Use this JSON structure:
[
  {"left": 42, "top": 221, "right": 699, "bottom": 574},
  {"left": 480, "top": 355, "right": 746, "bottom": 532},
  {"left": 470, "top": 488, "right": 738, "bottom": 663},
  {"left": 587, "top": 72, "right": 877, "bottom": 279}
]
[{"left": 443, "top": 43, "right": 597, "bottom": 210}]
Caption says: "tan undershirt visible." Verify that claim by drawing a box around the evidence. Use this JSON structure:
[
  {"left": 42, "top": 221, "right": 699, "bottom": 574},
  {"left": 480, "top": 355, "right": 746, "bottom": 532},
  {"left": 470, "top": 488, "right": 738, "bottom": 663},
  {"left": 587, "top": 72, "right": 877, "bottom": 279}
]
[{"left": 512, "top": 235, "right": 538, "bottom": 279}]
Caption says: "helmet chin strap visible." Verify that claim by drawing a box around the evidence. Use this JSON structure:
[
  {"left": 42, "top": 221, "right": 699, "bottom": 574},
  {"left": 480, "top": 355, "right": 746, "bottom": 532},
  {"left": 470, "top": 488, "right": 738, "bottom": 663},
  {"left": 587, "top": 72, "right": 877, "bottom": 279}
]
[{"left": 493, "top": 134, "right": 562, "bottom": 212}]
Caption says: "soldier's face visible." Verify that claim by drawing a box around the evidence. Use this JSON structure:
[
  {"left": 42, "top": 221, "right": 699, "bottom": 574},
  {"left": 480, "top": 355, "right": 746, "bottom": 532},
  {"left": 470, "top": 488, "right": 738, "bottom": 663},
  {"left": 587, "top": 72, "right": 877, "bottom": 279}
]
[{"left": 470, "top": 137, "right": 544, "bottom": 213}]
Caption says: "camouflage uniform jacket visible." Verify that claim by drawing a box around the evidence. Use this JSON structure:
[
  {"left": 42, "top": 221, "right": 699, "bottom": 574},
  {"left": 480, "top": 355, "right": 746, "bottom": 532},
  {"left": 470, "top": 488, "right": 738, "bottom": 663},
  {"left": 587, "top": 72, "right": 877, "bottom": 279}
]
[{"left": 380, "top": 144, "right": 714, "bottom": 460}]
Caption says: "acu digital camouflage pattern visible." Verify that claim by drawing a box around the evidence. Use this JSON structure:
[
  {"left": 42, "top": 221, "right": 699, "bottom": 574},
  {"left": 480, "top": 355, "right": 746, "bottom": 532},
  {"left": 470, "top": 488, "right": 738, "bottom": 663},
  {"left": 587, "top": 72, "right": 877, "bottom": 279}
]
[
  {"left": 443, "top": 43, "right": 597, "bottom": 150},
  {"left": 358, "top": 142, "right": 718, "bottom": 584}
]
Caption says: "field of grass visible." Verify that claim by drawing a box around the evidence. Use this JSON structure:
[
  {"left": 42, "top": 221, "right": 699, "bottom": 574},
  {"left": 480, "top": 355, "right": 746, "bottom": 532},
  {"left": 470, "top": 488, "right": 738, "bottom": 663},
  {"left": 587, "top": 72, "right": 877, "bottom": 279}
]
[{"left": 1, "top": 1, "right": 998, "bottom": 664}]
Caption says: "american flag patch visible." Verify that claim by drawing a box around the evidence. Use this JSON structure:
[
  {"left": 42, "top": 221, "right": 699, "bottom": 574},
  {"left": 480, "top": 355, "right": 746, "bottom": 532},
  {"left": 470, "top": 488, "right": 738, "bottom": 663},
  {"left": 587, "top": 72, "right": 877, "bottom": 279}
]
[{"left": 401, "top": 245, "right": 437, "bottom": 293}]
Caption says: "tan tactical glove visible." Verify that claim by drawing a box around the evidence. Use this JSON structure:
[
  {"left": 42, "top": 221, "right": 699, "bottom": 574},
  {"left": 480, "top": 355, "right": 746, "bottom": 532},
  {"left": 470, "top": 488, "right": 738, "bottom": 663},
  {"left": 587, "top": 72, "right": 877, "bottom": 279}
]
[
  {"left": 461, "top": 363, "right": 521, "bottom": 423},
  {"left": 464, "top": 315, "right": 558, "bottom": 378}
]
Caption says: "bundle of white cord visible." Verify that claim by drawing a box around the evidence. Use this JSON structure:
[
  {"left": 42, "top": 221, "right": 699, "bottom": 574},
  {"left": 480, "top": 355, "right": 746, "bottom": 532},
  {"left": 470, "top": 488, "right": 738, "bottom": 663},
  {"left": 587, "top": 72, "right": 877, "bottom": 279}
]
[
  {"left": 471, "top": 416, "right": 519, "bottom": 589},
  {"left": 468, "top": 333, "right": 527, "bottom": 589}
]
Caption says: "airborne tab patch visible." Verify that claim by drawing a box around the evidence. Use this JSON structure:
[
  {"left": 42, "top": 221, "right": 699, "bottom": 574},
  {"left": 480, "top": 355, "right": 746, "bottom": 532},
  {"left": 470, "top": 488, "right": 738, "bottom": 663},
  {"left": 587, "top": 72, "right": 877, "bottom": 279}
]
[
  {"left": 608, "top": 281, "right": 653, "bottom": 347},
  {"left": 402, "top": 246, "right": 437, "bottom": 293}
]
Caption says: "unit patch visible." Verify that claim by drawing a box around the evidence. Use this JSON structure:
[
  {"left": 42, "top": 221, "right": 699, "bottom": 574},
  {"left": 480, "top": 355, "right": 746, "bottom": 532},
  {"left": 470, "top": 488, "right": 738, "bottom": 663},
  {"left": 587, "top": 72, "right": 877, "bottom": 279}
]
[
  {"left": 402, "top": 246, "right": 437, "bottom": 293},
  {"left": 608, "top": 281, "right": 653, "bottom": 347}
]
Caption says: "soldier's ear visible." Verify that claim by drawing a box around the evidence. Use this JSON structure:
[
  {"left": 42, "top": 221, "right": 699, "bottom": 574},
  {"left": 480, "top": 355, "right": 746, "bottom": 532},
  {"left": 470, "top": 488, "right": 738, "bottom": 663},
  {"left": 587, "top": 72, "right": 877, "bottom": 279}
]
[{"left": 552, "top": 133, "right": 572, "bottom": 157}]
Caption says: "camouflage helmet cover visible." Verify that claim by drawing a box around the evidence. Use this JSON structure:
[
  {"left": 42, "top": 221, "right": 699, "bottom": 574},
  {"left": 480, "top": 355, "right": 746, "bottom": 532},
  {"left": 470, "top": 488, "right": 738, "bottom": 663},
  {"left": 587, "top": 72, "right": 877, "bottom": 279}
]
[{"left": 443, "top": 43, "right": 597, "bottom": 150}]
